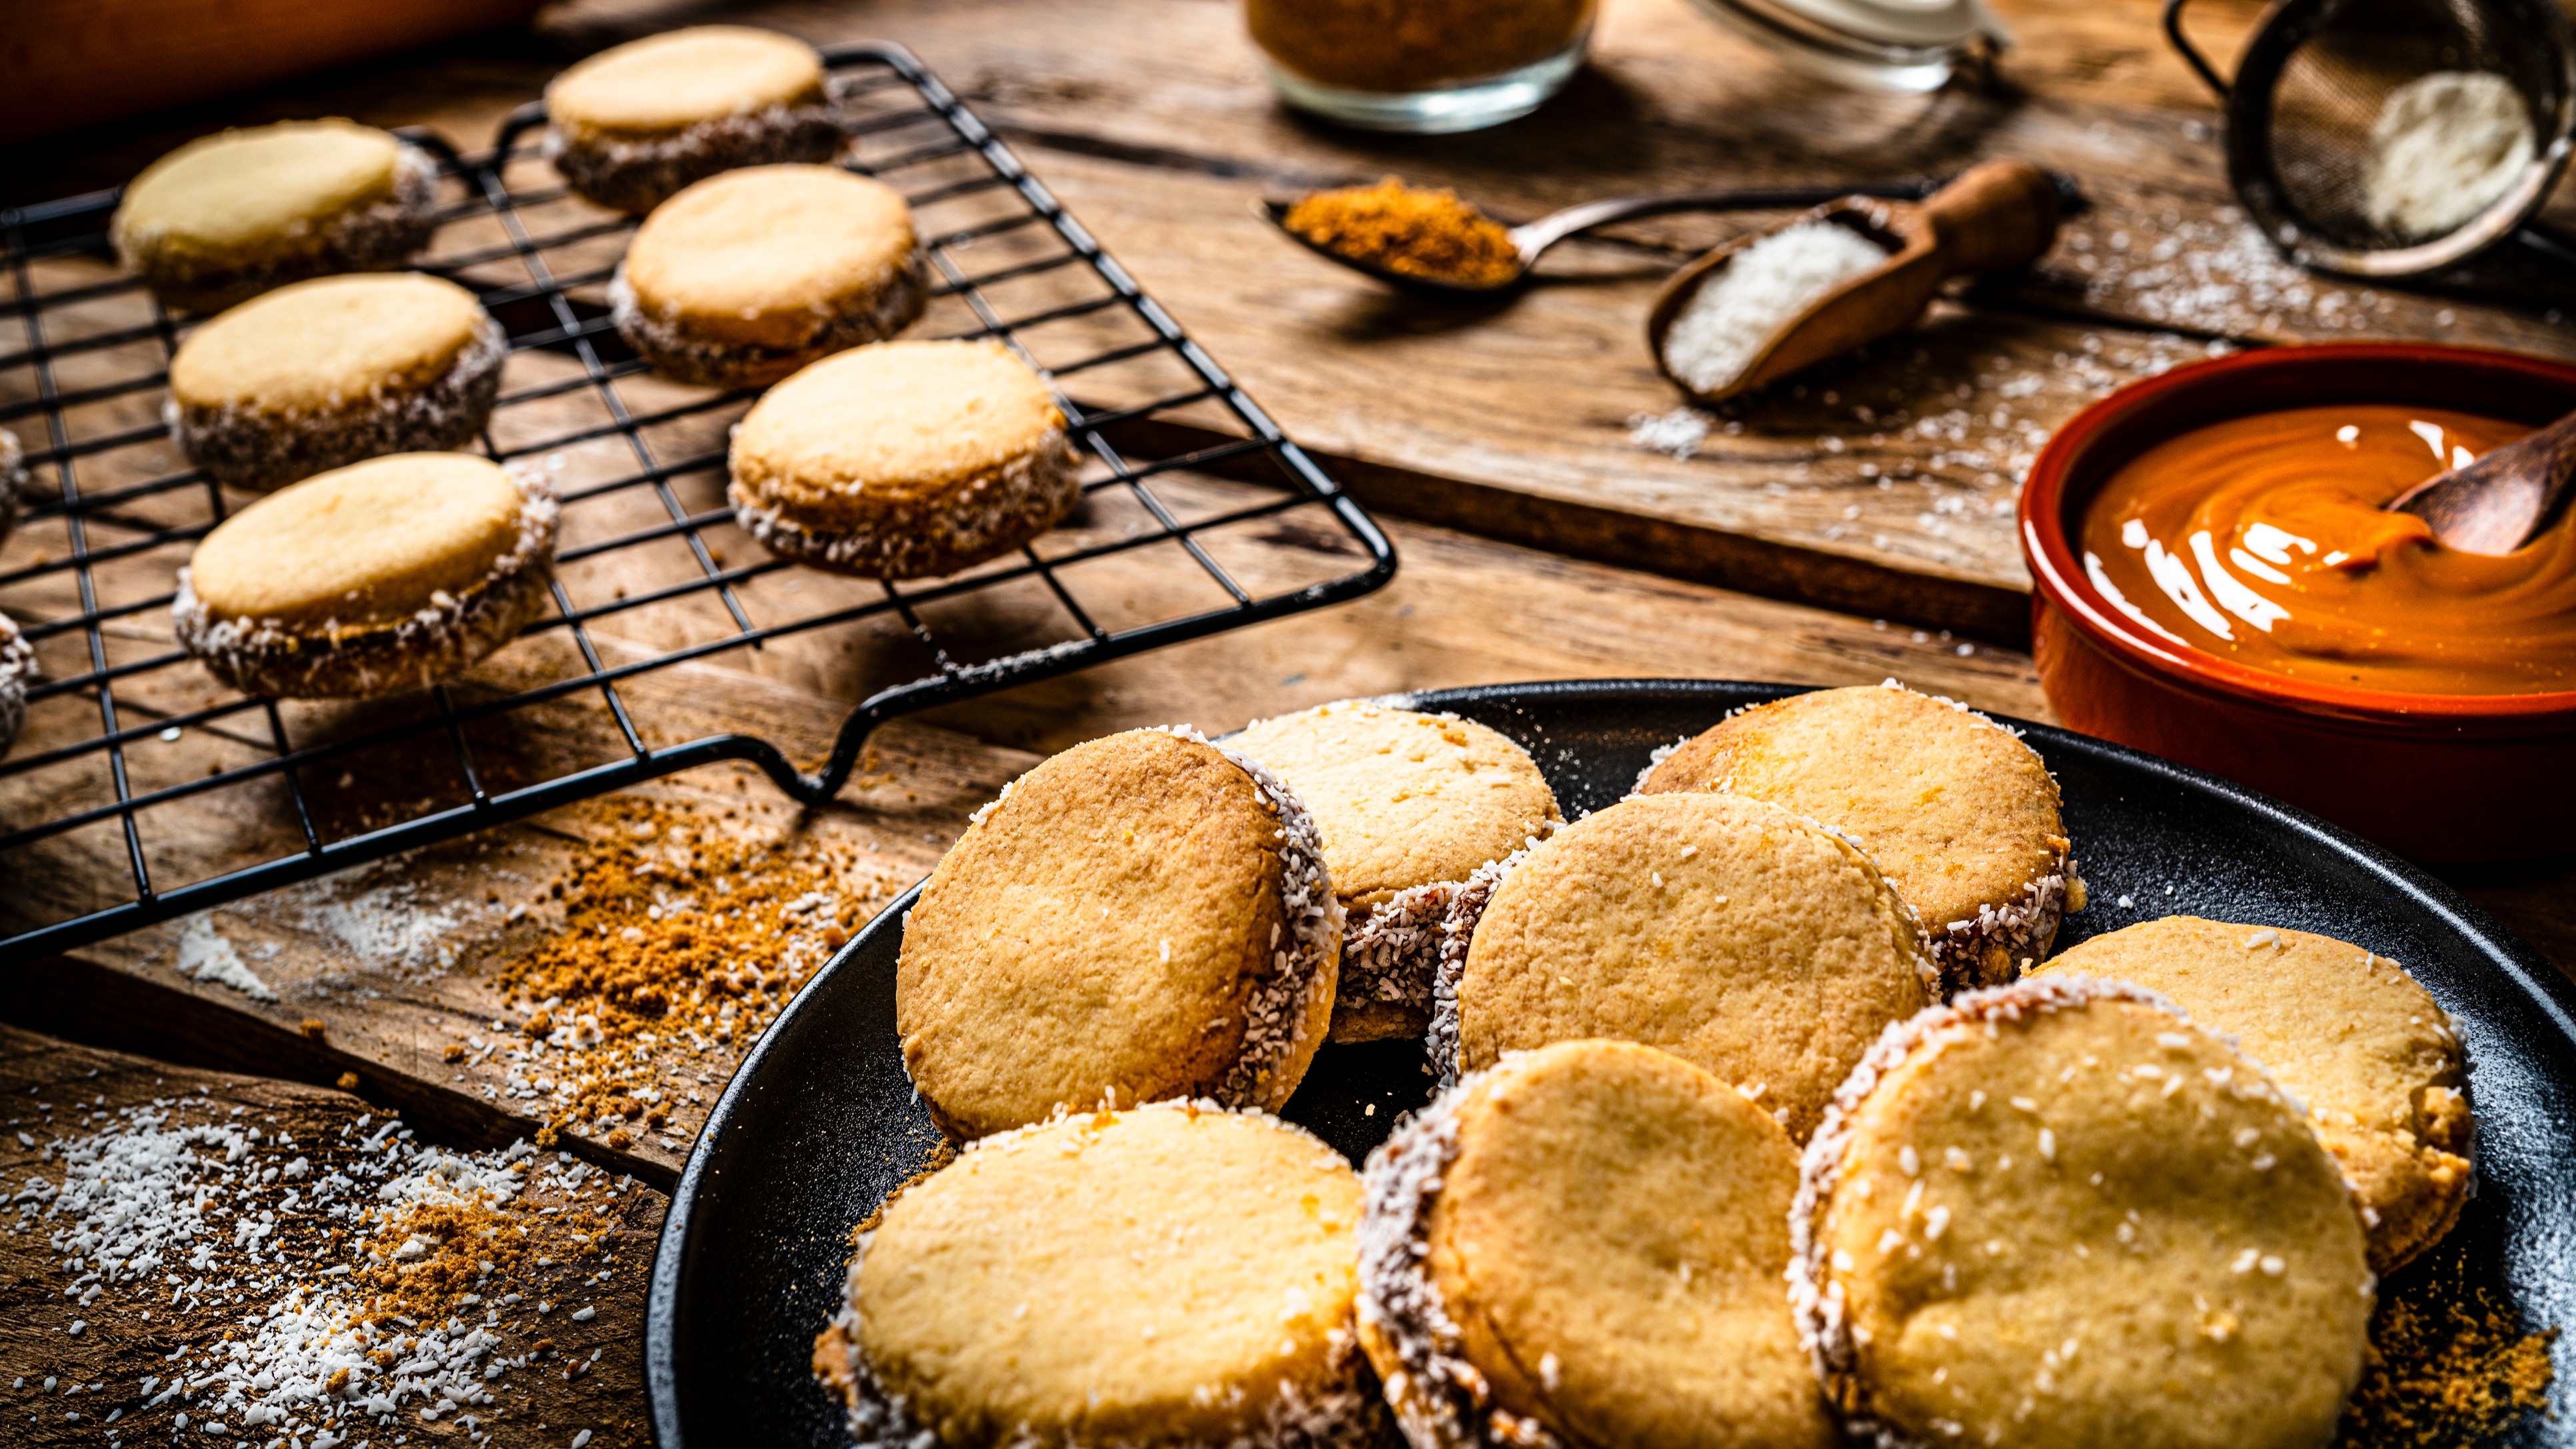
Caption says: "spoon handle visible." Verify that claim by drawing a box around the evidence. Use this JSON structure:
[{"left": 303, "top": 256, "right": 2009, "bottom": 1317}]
[
  {"left": 2396, "top": 410, "right": 2576, "bottom": 555},
  {"left": 1510, "top": 180, "right": 1941, "bottom": 257},
  {"left": 1921, "top": 161, "right": 2063, "bottom": 276}
]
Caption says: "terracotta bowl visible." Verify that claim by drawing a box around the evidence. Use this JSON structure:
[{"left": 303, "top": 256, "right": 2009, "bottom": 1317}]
[{"left": 2019, "top": 342, "right": 2576, "bottom": 864}]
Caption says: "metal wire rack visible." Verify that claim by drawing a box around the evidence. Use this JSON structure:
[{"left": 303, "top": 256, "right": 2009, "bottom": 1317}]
[{"left": 0, "top": 42, "right": 1396, "bottom": 961}]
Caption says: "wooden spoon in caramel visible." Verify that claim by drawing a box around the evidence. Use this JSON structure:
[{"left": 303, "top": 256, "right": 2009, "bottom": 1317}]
[{"left": 2388, "top": 408, "right": 2576, "bottom": 555}]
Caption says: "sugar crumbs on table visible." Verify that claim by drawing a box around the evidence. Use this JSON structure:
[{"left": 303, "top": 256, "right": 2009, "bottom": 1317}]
[
  {"left": 2336, "top": 1286, "right": 2557, "bottom": 1449},
  {"left": 1283, "top": 177, "right": 1519, "bottom": 289}
]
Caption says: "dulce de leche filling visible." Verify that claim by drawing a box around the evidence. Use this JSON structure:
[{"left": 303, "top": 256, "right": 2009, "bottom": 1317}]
[{"left": 2079, "top": 403, "right": 2576, "bottom": 696}]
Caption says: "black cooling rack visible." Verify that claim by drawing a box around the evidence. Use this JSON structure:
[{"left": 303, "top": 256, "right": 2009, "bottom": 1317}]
[{"left": 0, "top": 42, "right": 1395, "bottom": 961}]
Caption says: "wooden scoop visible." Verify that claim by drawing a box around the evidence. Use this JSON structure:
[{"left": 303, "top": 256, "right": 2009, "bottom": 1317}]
[
  {"left": 1646, "top": 160, "right": 2063, "bottom": 405},
  {"left": 2388, "top": 407, "right": 2576, "bottom": 555}
]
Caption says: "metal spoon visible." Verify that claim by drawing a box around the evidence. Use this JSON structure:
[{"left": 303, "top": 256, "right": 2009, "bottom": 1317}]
[{"left": 2389, "top": 407, "right": 2576, "bottom": 555}]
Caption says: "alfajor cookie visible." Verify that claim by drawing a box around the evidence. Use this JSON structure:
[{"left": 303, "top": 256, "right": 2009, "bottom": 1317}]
[
  {"left": 1793, "top": 977, "right": 2375, "bottom": 1449},
  {"left": 1641, "top": 683, "right": 2083, "bottom": 994},
  {"left": 1360, "top": 1039, "right": 1838, "bottom": 1449},
  {"left": 173, "top": 452, "right": 559, "bottom": 699},
  {"left": 1233, "top": 699, "right": 1561, "bottom": 1044},
  {"left": 611, "top": 165, "right": 925, "bottom": 387},
  {"left": 897, "top": 726, "right": 1341, "bottom": 1141},
  {"left": 169, "top": 273, "right": 506, "bottom": 491},
  {"left": 2038, "top": 916, "right": 2471, "bottom": 1273},
  {"left": 1443, "top": 791, "right": 1933, "bottom": 1140},
  {"left": 728, "top": 339, "right": 1081, "bottom": 579},
  {"left": 112, "top": 120, "right": 440, "bottom": 313},
  {"left": 815, "top": 1102, "right": 1381, "bottom": 1448},
  {"left": 0, "top": 611, "right": 35, "bottom": 761},
  {"left": 545, "top": 27, "right": 844, "bottom": 215}
]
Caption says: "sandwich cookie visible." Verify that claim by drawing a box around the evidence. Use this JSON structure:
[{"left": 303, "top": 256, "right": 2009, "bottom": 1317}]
[
  {"left": 897, "top": 726, "right": 1341, "bottom": 1141},
  {"left": 611, "top": 165, "right": 925, "bottom": 388},
  {"left": 173, "top": 452, "right": 559, "bottom": 699},
  {"left": 545, "top": 27, "right": 844, "bottom": 214},
  {"left": 2038, "top": 916, "right": 2472, "bottom": 1273},
  {"left": 169, "top": 273, "right": 506, "bottom": 491},
  {"left": 814, "top": 1102, "right": 1383, "bottom": 1449},
  {"left": 0, "top": 611, "right": 35, "bottom": 761},
  {"left": 1359, "top": 1038, "right": 1839, "bottom": 1449},
  {"left": 728, "top": 339, "right": 1081, "bottom": 579},
  {"left": 1232, "top": 699, "right": 1561, "bottom": 1044},
  {"left": 1791, "top": 977, "right": 2375, "bottom": 1449},
  {"left": 112, "top": 120, "right": 440, "bottom": 313},
  {"left": 1442, "top": 791, "right": 1934, "bottom": 1140},
  {"left": 1641, "top": 683, "right": 2083, "bottom": 994}
]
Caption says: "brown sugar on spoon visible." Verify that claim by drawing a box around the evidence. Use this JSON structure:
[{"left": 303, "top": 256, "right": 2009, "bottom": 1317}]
[{"left": 1282, "top": 177, "right": 1521, "bottom": 289}]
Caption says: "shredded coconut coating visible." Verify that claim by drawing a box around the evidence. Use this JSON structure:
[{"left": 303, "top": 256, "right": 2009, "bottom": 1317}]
[
  {"left": 123, "top": 143, "right": 440, "bottom": 313},
  {"left": 730, "top": 427, "right": 1081, "bottom": 581},
  {"left": 607, "top": 251, "right": 927, "bottom": 388},
  {"left": 1357, "top": 1059, "right": 1565, "bottom": 1449},
  {"left": 1423, "top": 848, "right": 1533, "bottom": 1091},
  {"left": 0, "top": 426, "right": 23, "bottom": 549},
  {"left": 817, "top": 1099, "right": 1385, "bottom": 1449},
  {"left": 1340, "top": 878, "right": 1459, "bottom": 1018},
  {"left": 1924, "top": 854, "right": 2077, "bottom": 995},
  {"left": 545, "top": 100, "right": 845, "bottom": 215},
  {"left": 0, "top": 610, "right": 37, "bottom": 758},
  {"left": 171, "top": 467, "right": 560, "bottom": 699},
  {"left": 172, "top": 312, "right": 507, "bottom": 491}
]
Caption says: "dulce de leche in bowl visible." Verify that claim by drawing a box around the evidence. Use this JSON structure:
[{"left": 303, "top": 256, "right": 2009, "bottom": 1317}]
[{"left": 2021, "top": 343, "right": 2576, "bottom": 862}]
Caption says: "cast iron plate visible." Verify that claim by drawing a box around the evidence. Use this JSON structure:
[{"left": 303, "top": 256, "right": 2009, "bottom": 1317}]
[{"left": 647, "top": 679, "right": 2576, "bottom": 1447}]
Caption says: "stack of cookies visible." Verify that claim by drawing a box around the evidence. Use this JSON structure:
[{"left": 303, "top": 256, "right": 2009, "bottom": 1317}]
[{"left": 813, "top": 683, "right": 2479, "bottom": 1449}]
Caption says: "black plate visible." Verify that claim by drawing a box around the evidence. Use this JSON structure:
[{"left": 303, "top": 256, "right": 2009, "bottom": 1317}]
[{"left": 647, "top": 679, "right": 2576, "bottom": 1447}]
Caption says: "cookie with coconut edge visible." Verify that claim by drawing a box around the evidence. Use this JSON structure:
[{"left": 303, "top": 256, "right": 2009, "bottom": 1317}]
[
  {"left": 169, "top": 273, "right": 506, "bottom": 491},
  {"left": 813, "top": 1102, "right": 1382, "bottom": 1448},
  {"left": 111, "top": 119, "right": 440, "bottom": 313},
  {"left": 896, "top": 727, "right": 1341, "bottom": 1140},
  {"left": 611, "top": 165, "right": 925, "bottom": 388},
  {"left": 1233, "top": 699, "right": 1561, "bottom": 1044},
  {"left": 173, "top": 452, "right": 559, "bottom": 699},
  {"left": 1359, "top": 1038, "right": 1838, "bottom": 1449},
  {"left": 1443, "top": 791, "right": 1933, "bottom": 1140},
  {"left": 728, "top": 339, "right": 1081, "bottom": 579},
  {"left": 1, "top": 426, "right": 23, "bottom": 549},
  {"left": 0, "top": 611, "right": 35, "bottom": 761},
  {"left": 2036, "top": 916, "right": 2470, "bottom": 1273},
  {"left": 1639, "top": 682, "right": 2083, "bottom": 994},
  {"left": 545, "top": 27, "right": 845, "bottom": 214},
  {"left": 1792, "top": 976, "right": 2373, "bottom": 1449}
]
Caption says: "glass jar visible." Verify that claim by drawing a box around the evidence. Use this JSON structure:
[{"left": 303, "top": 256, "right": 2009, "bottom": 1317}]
[
  {"left": 1683, "top": 0, "right": 2007, "bottom": 93},
  {"left": 1247, "top": 0, "right": 1598, "bottom": 133}
]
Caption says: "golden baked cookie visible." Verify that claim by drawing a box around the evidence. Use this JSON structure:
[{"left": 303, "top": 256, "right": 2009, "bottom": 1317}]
[
  {"left": 611, "top": 165, "right": 925, "bottom": 388},
  {"left": 1793, "top": 977, "right": 2375, "bottom": 1449},
  {"left": 111, "top": 120, "right": 439, "bottom": 313},
  {"left": 545, "top": 27, "right": 844, "bottom": 214},
  {"left": 1445, "top": 791, "right": 1933, "bottom": 1140},
  {"left": 173, "top": 452, "right": 559, "bottom": 699},
  {"left": 1359, "top": 1039, "right": 1838, "bottom": 1449},
  {"left": 897, "top": 726, "right": 1341, "bottom": 1140},
  {"left": 1641, "top": 683, "right": 2084, "bottom": 994},
  {"left": 815, "top": 1102, "right": 1382, "bottom": 1448},
  {"left": 0, "top": 610, "right": 35, "bottom": 761},
  {"left": 169, "top": 273, "right": 506, "bottom": 491},
  {"left": 1233, "top": 699, "right": 1561, "bottom": 1044},
  {"left": 729, "top": 340, "right": 1081, "bottom": 579},
  {"left": 2037, "top": 916, "right": 2472, "bottom": 1273}
]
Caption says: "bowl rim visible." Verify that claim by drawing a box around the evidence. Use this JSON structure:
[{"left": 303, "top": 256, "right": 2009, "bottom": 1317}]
[{"left": 2019, "top": 341, "right": 2576, "bottom": 727}]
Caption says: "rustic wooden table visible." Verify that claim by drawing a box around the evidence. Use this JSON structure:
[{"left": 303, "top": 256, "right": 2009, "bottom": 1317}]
[{"left": 3, "top": 1, "right": 2571, "bottom": 1443}]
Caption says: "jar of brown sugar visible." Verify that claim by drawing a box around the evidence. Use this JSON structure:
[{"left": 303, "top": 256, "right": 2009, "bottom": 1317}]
[{"left": 1246, "top": 0, "right": 1597, "bottom": 133}]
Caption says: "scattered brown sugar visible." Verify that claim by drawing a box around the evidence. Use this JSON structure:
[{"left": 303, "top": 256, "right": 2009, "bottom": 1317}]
[
  {"left": 1284, "top": 177, "right": 1521, "bottom": 289},
  {"left": 2337, "top": 1286, "right": 2558, "bottom": 1448}
]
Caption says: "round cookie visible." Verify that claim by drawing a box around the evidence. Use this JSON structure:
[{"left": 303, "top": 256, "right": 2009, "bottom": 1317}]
[
  {"left": 1641, "top": 683, "right": 2084, "bottom": 995},
  {"left": 112, "top": 120, "right": 439, "bottom": 313},
  {"left": 169, "top": 273, "right": 506, "bottom": 491},
  {"left": 729, "top": 340, "right": 1081, "bottom": 579},
  {"left": 173, "top": 452, "right": 559, "bottom": 699},
  {"left": 545, "top": 27, "right": 844, "bottom": 215},
  {"left": 611, "top": 165, "right": 925, "bottom": 388},
  {"left": 815, "top": 1103, "right": 1380, "bottom": 1448},
  {"left": 0, "top": 611, "right": 35, "bottom": 761},
  {"left": 897, "top": 726, "right": 1341, "bottom": 1141},
  {"left": 1360, "top": 1039, "right": 1838, "bottom": 1449},
  {"left": 2037, "top": 916, "right": 2471, "bottom": 1273},
  {"left": 1233, "top": 699, "right": 1562, "bottom": 1044},
  {"left": 1445, "top": 791, "right": 1934, "bottom": 1140},
  {"left": 1792, "top": 977, "right": 2375, "bottom": 1449}
]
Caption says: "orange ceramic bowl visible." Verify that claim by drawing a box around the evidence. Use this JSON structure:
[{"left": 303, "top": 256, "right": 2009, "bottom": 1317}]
[{"left": 2020, "top": 342, "right": 2576, "bottom": 864}]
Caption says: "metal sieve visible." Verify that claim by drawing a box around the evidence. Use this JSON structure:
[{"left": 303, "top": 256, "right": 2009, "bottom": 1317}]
[{"left": 2165, "top": 0, "right": 2576, "bottom": 278}]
